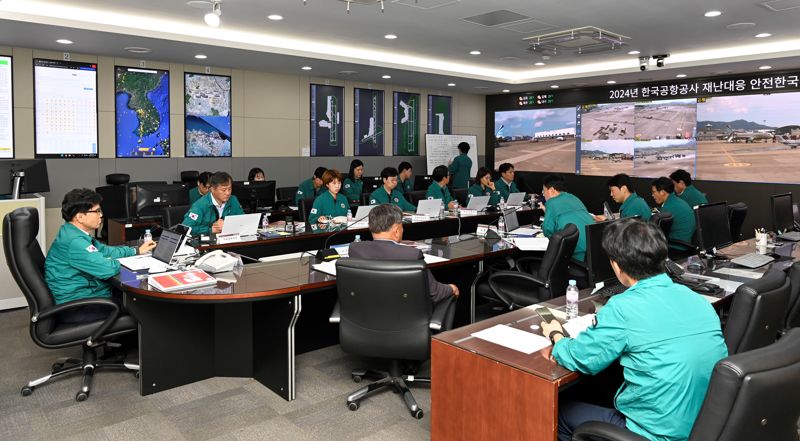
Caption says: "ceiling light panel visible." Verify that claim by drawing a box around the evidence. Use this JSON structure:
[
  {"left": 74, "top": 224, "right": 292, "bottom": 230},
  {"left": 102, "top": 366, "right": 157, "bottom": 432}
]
[
  {"left": 500, "top": 18, "right": 556, "bottom": 35},
  {"left": 462, "top": 10, "right": 531, "bottom": 27},
  {"left": 761, "top": 0, "right": 800, "bottom": 11},
  {"left": 391, "top": 0, "right": 460, "bottom": 10}
]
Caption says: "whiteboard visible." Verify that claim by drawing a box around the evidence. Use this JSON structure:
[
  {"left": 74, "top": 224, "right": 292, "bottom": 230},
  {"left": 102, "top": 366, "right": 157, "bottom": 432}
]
[{"left": 425, "top": 134, "right": 479, "bottom": 177}]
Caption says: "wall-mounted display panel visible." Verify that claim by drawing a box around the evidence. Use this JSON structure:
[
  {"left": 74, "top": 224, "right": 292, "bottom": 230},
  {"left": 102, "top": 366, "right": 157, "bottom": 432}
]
[
  {"left": 354, "top": 88, "right": 384, "bottom": 156},
  {"left": 427, "top": 95, "right": 452, "bottom": 135},
  {"left": 115, "top": 66, "right": 170, "bottom": 158},
  {"left": 493, "top": 107, "right": 577, "bottom": 173},
  {"left": 0, "top": 56, "right": 12, "bottom": 159},
  {"left": 310, "top": 84, "right": 344, "bottom": 156},
  {"left": 184, "top": 73, "right": 232, "bottom": 157},
  {"left": 393, "top": 92, "right": 420, "bottom": 156}
]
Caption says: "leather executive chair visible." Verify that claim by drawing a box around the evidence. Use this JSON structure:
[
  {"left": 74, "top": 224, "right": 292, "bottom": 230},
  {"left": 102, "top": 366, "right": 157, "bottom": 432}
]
[
  {"left": 784, "top": 261, "right": 800, "bottom": 333},
  {"left": 727, "top": 202, "right": 748, "bottom": 242},
  {"left": 724, "top": 267, "right": 790, "bottom": 355},
  {"left": 329, "top": 258, "right": 454, "bottom": 419},
  {"left": 3, "top": 207, "right": 139, "bottom": 402},
  {"left": 276, "top": 186, "right": 298, "bottom": 202},
  {"left": 298, "top": 197, "right": 315, "bottom": 224}
]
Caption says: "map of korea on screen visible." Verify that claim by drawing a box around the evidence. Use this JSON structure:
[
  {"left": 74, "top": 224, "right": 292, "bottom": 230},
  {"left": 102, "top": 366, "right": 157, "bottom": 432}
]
[{"left": 115, "top": 66, "right": 170, "bottom": 157}]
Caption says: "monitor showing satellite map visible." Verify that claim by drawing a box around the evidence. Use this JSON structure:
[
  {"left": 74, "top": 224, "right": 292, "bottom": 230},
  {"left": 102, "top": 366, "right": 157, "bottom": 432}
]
[
  {"left": 184, "top": 73, "right": 231, "bottom": 157},
  {"left": 115, "top": 66, "right": 170, "bottom": 158}
]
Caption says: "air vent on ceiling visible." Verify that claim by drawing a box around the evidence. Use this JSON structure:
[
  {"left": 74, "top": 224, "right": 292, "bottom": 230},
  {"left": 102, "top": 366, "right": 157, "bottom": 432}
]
[
  {"left": 761, "top": 0, "right": 800, "bottom": 11},
  {"left": 501, "top": 18, "right": 556, "bottom": 35},
  {"left": 525, "top": 26, "right": 630, "bottom": 56},
  {"left": 338, "top": 70, "right": 359, "bottom": 76},
  {"left": 391, "top": 0, "right": 460, "bottom": 10},
  {"left": 462, "top": 10, "right": 531, "bottom": 27}
]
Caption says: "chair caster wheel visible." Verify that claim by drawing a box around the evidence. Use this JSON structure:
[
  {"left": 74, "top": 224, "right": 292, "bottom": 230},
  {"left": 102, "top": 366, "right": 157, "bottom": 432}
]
[
  {"left": 21, "top": 386, "right": 34, "bottom": 397},
  {"left": 347, "top": 402, "right": 359, "bottom": 411},
  {"left": 76, "top": 392, "right": 88, "bottom": 402},
  {"left": 52, "top": 363, "right": 64, "bottom": 371},
  {"left": 411, "top": 409, "right": 424, "bottom": 419},
  {"left": 352, "top": 375, "right": 362, "bottom": 383}
]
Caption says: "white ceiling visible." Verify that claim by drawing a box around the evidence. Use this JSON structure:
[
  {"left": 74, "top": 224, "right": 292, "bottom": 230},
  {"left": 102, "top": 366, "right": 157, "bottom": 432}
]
[{"left": 2, "top": 0, "right": 800, "bottom": 94}]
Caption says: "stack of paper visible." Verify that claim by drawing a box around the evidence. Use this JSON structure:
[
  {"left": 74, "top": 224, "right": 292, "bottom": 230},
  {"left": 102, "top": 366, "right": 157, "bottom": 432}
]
[
  {"left": 509, "top": 237, "right": 549, "bottom": 251},
  {"left": 471, "top": 324, "right": 551, "bottom": 354}
]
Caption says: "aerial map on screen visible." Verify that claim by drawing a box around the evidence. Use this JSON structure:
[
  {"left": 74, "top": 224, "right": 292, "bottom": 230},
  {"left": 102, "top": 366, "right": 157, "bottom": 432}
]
[
  {"left": 185, "top": 73, "right": 231, "bottom": 157},
  {"left": 115, "top": 66, "right": 170, "bottom": 157}
]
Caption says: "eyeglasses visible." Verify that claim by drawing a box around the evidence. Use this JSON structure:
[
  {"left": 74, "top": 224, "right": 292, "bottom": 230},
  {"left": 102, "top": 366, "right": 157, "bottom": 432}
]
[{"left": 84, "top": 209, "right": 103, "bottom": 214}]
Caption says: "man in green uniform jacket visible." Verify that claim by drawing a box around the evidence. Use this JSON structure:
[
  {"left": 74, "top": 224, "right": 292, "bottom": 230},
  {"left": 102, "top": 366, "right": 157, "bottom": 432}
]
[
  {"left": 670, "top": 169, "right": 708, "bottom": 208},
  {"left": 369, "top": 167, "right": 416, "bottom": 212},
  {"left": 593, "top": 173, "right": 651, "bottom": 221},
  {"left": 182, "top": 172, "right": 244, "bottom": 235},
  {"left": 467, "top": 167, "right": 501, "bottom": 206},
  {"left": 342, "top": 160, "right": 364, "bottom": 204},
  {"left": 447, "top": 142, "right": 472, "bottom": 189},
  {"left": 45, "top": 189, "right": 156, "bottom": 322},
  {"left": 309, "top": 169, "right": 350, "bottom": 224},
  {"left": 540, "top": 175, "right": 594, "bottom": 261},
  {"left": 651, "top": 177, "right": 696, "bottom": 249},
  {"left": 425, "top": 165, "right": 457, "bottom": 209},
  {"left": 542, "top": 219, "right": 727, "bottom": 441},
  {"left": 496, "top": 163, "right": 520, "bottom": 202},
  {"left": 188, "top": 171, "right": 212, "bottom": 205},
  {"left": 398, "top": 161, "right": 414, "bottom": 195},
  {"left": 295, "top": 167, "right": 327, "bottom": 205}
]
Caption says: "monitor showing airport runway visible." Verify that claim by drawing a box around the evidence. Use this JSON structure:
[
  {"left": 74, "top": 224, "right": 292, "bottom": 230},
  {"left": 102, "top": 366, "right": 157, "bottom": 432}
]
[
  {"left": 577, "top": 103, "right": 634, "bottom": 176},
  {"left": 494, "top": 107, "right": 578, "bottom": 173}
]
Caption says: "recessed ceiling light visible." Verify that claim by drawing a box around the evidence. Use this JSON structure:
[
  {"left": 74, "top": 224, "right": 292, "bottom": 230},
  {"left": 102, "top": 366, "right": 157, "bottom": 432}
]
[
  {"left": 56, "top": 39, "right": 73, "bottom": 45},
  {"left": 755, "top": 33, "right": 772, "bottom": 38},
  {"left": 382, "top": 75, "right": 391, "bottom": 79},
  {"left": 759, "top": 65, "right": 772, "bottom": 70},
  {"left": 124, "top": 47, "right": 151, "bottom": 54},
  {"left": 704, "top": 10, "right": 722, "bottom": 17},
  {"left": 267, "top": 14, "right": 283, "bottom": 21},
  {"left": 194, "top": 54, "right": 207, "bottom": 59},
  {"left": 550, "top": 85, "right": 559, "bottom": 89},
  {"left": 384, "top": 34, "right": 397, "bottom": 40},
  {"left": 447, "top": 83, "right": 456, "bottom": 87},
  {"left": 606, "top": 80, "right": 616, "bottom": 84},
  {"left": 301, "top": 66, "right": 312, "bottom": 70},
  {"left": 502, "top": 89, "right": 511, "bottom": 93},
  {"left": 534, "top": 62, "right": 546, "bottom": 66},
  {"left": 676, "top": 74, "right": 687, "bottom": 78},
  {"left": 469, "top": 50, "right": 481, "bottom": 55},
  {"left": 627, "top": 50, "right": 640, "bottom": 55}
]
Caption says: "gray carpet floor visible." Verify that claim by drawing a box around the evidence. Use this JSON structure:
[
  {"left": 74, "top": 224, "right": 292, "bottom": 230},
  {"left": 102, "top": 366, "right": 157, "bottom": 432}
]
[{"left": 0, "top": 308, "right": 431, "bottom": 441}]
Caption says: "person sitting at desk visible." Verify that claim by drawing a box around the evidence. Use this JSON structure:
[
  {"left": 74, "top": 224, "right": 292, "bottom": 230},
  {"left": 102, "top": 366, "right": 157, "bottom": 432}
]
[
  {"left": 349, "top": 204, "right": 459, "bottom": 307},
  {"left": 541, "top": 218, "right": 727, "bottom": 441},
  {"left": 593, "top": 173, "right": 651, "bottom": 221},
  {"left": 539, "top": 174, "right": 593, "bottom": 261},
  {"left": 45, "top": 188, "right": 156, "bottom": 323},
  {"left": 496, "top": 162, "right": 520, "bottom": 202},
  {"left": 182, "top": 171, "right": 244, "bottom": 235},
  {"left": 448, "top": 142, "right": 473, "bottom": 189},
  {"left": 467, "top": 167, "right": 501, "bottom": 206},
  {"left": 295, "top": 166, "right": 327, "bottom": 205},
  {"left": 369, "top": 167, "right": 416, "bottom": 212},
  {"left": 308, "top": 169, "right": 350, "bottom": 224},
  {"left": 248, "top": 167, "right": 266, "bottom": 181},
  {"left": 342, "top": 159, "right": 364, "bottom": 205},
  {"left": 670, "top": 169, "right": 708, "bottom": 208},
  {"left": 188, "top": 171, "right": 212, "bottom": 205},
  {"left": 398, "top": 161, "right": 414, "bottom": 195},
  {"left": 425, "top": 165, "right": 458, "bottom": 210},
  {"left": 651, "top": 176, "right": 696, "bottom": 250}
]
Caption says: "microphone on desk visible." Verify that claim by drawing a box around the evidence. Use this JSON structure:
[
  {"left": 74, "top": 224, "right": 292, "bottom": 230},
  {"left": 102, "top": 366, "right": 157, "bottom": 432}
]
[{"left": 316, "top": 212, "right": 372, "bottom": 261}]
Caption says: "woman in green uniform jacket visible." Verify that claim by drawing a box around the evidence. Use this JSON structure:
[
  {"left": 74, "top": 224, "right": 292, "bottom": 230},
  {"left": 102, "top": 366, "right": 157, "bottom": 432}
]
[
  {"left": 309, "top": 169, "right": 350, "bottom": 224},
  {"left": 425, "top": 165, "right": 457, "bottom": 209},
  {"left": 342, "top": 159, "right": 364, "bottom": 204},
  {"left": 448, "top": 142, "right": 472, "bottom": 189},
  {"left": 369, "top": 167, "right": 416, "bottom": 212},
  {"left": 467, "top": 167, "right": 502, "bottom": 206}
]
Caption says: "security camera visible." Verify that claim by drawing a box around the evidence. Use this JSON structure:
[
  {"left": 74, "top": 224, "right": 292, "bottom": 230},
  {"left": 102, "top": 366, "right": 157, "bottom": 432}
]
[
  {"left": 653, "top": 54, "right": 669, "bottom": 68},
  {"left": 639, "top": 56, "right": 650, "bottom": 71}
]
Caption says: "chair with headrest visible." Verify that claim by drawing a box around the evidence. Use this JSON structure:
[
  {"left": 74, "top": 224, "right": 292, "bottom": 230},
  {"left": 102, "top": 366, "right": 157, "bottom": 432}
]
[{"left": 724, "top": 267, "right": 791, "bottom": 354}]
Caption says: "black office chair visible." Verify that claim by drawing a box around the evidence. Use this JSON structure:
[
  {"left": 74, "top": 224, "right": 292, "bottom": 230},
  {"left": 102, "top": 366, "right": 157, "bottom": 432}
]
[
  {"left": 3, "top": 208, "right": 138, "bottom": 402},
  {"left": 329, "top": 258, "right": 454, "bottom": 419},
  {"left": 360, "top": 192, "right": 371, "bottom": 206},
  {"left": 452, "top": 188, "right": 468, "bottom": 207},
  {"left": 95, "top": 173, "right": 132, "bottom": 240},
  {"left": 482, "top": 224, "right": 579, "bottom": 309},
  {"left": 727, "top": 202, "right": 748, "bottom": 242},
  {"left": 785, "top": 262, "right": 800, "bottom": 333},
  {"left": 724, "top": 267, "right": 790, "bottom": 355},
  {"left": 649, "top": 211, "right": 672, "bottom": 238},
  {"left": 572, "top": 328, "right": 800, "bottom": 441},
  {"left": 276, "top": 186, "right": 298, "bottom": 202},
  {"left": 160, "top": 204, "right": 189, "bottom": 229},
  {"left": 298, "top": 197, "right": 315, "bottom": 223},
  {"left": 568, "top": 221, "right": 609, "bottom": 290},
  {"left": 408, "top": 190, "right": 428, "bottom": 206},
  {"left": 180, "top": 170, "right": 199, "bottom": 186}
]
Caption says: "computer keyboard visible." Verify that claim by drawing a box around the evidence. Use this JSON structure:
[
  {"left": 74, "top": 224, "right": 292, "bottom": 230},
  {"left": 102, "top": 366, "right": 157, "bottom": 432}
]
[
  {"left": 730, "top": 253, "right": 775, "bottom": 269},
  {"left": 593, "top": 283, "right": 626, "bottom": 298},
  {"left": 778, "top": 231, "right": 800, "bottom": 242}
]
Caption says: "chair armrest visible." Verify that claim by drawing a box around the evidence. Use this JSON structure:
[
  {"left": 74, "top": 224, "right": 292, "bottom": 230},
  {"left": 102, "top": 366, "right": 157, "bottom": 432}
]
[
  {"left": 487, "top": 271, "right": 548, "bottom": 308},
  {"left": 430, "top": 296, "right": 455, "bottom": 331},
  {"left": 668, "top": 238, "right": 698, "bottom": 252},
  {"left": 35, "top": 298, "right": 121, "bottom": 346},
  {"left": 329, "top": 302, "right": 341, "bottom": 324},
  {"left": 573, "top": 422, "right": 647, "bottom": 441},
  {"left": 570, "top": 258, "right": 588, "bottom": 271},
  {"left": 515, "top": 256, "right": 544, "bottom": 274}
]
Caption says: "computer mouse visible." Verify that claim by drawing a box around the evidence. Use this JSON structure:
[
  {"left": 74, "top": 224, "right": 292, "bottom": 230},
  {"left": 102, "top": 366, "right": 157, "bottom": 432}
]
[
  {"left": 148, "top": 265, "right": 167, "bottom": 274},
  {"left": 687, "top": 262, "right": 705, "bottom": 271},
  {"left": 694, "top": 283, "right": 717, "bottom": 294}
]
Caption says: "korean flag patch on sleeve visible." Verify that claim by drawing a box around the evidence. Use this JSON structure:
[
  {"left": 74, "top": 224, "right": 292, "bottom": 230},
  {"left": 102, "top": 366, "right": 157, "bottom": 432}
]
[
  {"left": 310, "top": 208, "right": 318, "bottom": 214},
  {"left": 188, "top": 212, "right": 199, "bottom": 221},
  {"left": 86, "top": 244, "right": 98, "bottom": 253}
]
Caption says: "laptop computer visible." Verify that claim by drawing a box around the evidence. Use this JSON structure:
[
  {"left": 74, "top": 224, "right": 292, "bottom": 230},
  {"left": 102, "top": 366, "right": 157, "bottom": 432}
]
[
  {"left": 353, "top": 204, "right": 377, "bottom": 222},
  {"left": 505, "top": 192, "right": 525, "bottom": 207},
  {"left": 220, "top": 213, "right": 262, "bottom": 237},
  {"left": 118, "top": 228, "right": 186, "bottom": 271},
  {"left": 502, "top": 208, "right": 520, "bottom": 233},
  {"left": 466, "top": 195, "right": 490, "bottom": 211},
  {"left": 417, "top": 199, "right": 443, "bottom": 217},
  {"left": 603, "top": 202, "right": 616, "bottom": 220}
]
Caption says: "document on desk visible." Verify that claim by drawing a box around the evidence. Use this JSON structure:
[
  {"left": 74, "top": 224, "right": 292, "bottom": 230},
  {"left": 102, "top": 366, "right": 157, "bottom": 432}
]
[
  {"left": 712, "top": 267, "right": 762, "bottom": 279},
  {"left": 117, "top": 255, "right": 161, "bottom": 271},
  {"left": 563, "top": 314, "right": 596, "bottom": 339},
  {"left": 471, "top": 324, "right": 551, "bottom": 354},
  {"left": 509, "top": 237, "right": 549, "bottom": 251},
  {"left": 509, "top": 227, "right": 540, "bottom": 236},
  {"left": 259, "top": 252, "right": 306, "bottom": 263},
  {"left": 312, "top": 254, "right": 450, "bottom": 276}
]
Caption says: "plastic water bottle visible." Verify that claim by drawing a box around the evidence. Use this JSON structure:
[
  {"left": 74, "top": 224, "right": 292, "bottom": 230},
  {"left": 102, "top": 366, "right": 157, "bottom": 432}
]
[
  {"left": 354, "top": 234, "right": 361, "bottom": 243},
  {"left": 566, "top": 279, "right": 580, "bottom": 319},
  {"left": 261, "top": 213, "right": 270, "bottom": 231},
  {"left": 143, "top": 229, "right": 152, "bottom": 243},
  {"left": 499, "top": 197, "right": 506, "bottom": 211},
  {"left": 498, "top": 215, "right": 506, "bottom": 234},
  {"left": 347, "top": 210, "right": 353, "bottom": 223},
  {"left": 452, "top": 201, "right": 460, "bottom": 217}
]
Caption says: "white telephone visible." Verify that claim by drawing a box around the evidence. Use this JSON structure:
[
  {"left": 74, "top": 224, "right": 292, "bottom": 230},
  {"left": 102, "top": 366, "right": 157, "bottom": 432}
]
[{"left": 194, "top": 250, "right": 238, "bottom": 273}]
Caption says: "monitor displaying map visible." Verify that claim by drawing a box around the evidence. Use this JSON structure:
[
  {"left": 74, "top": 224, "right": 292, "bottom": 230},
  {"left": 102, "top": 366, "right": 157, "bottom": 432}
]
[
  {"left": 393, "top": 92, "right": 420, "bottom": 156},
  {"left": 354, "top": 88, "right": 384, "bottom": 156},
  {"left": 310, "top": 84, "right": 344, "bottom": 156},
  {"left": 184, "top": 73, "right": 231, "bottom": 157},
  {"left": 0, "top": 56, "right": 12, "bottom": 159},
  {"left": 115, "top": 66, "right": 170, "bottom": 158},
  {"left": 34, "top": 59, "right": 98, "bottom": 158}
]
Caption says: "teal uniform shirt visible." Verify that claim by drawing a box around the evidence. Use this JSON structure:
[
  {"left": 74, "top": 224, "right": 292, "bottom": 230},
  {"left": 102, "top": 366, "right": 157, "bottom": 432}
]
[
  {"left": 496, "top": 178, "right": 520, "bottom": 202},
  {"left": 467, "top": 183, "right": 501, "bottom": 206},
  {"left": 182, "top": 192, "right": 245, "bottom": 235},
  {"left": 542, "top": 192, "right": 594, "bottom": 261},
  {"left": 369, "top": 187, "right": 416, "bottom": 212},
  {"left": 425, "top": 182, "right": 453, "bottom": 207},
  {"left": 553, "top": 273, "right": 727, "bottom": 441},
  {"left": 620, "top": 193, "right": 652, "bottom": 220},
  {"left": 44, "top": 223, "right": 136, "bottom": 304},
  {"left": 399, "top": 177, "right": 414, "bottom": 194},
  {"left": 661, "top": 193, "right": 696, "bottom": 249},
  {"left": 342, "top": 178, "right": 364, "bottom": 204},
  {"left": 448, "top": 153, "right": 472, "bottom": 188},
  {"left": 677, "top": 185, "right": 708, "bottom": 208},
  {"left": 309, "top": 191, "right": 350, "bottom": 224},
  {"left": 295, "top": 178, "right": 322, "bottom": 205},
  {"left": 188, "top": 186, "right": 203, "bottom": 205}
]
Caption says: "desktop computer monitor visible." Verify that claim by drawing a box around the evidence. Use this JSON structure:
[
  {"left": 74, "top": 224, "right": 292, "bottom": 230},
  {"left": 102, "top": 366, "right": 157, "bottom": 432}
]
[
  {"left": 414, "top": 175, "right": 433, "bottom": 191},
  {"left": 584, "top": 220, "right": 616, "bottom": 286},
  {"left": 362, "top": 176, "right": 383, "bottom": 194},
  {"left": 133, "top": 183, "right": 190, "bottom": 217},
  {"left": 695, "top": 202, "right": 733, "bottom": 253},
  {"left": 232, "top": 180, "right": 275, "bottom": 212},
  {"left": 0, "top": 160, "right": 50, "bottom": 195},
  {"left": 771, "top": 193, "right": 795, "bottom": 233}
]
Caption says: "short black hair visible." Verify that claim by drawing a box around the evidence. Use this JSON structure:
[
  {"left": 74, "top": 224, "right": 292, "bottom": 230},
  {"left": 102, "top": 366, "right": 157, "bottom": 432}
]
[
  {"left": 498, "top": 163, "right": 514, "bottom": 174},
  {"left": 542, "top": 174, "right": 567, "bottom": 192},
  {"left": 398, "top": 161, "right": 413, "bottom": 173},
  {"left": 475, "top": 166, "right": 492, "bottom": 182},
  {"left": 607, "top": 173, "right": 633, "bottom": 191},
  {"left": 458, "top": 142, "right": 470, "bottom": 154},
  {"left": 432, "top": 165, "right": 449, "bottom": 182},
  {"left": 380, "top": 167, "right": 398, "bottom": 180},
  {"left": 61, "top": 188, "right": 102, "bottom": 221},
  {"left": 602, "top": 218, "right": 668, "bottom": 280},
  {"left": 651, "top": 176, "right": 674, "bottom": 194},
  {"left": 247, "top": 167, "right": 265, "bottom": 181},
  {"left": 197, "top": 171, "right": 213, "bottom": 185},
  {"left": 348, "top": 159, "right": 364, "bottom": 182},
  {"left": 209, "top": 171, "right": 233, "bottom": 187},
  {"left": 669, "top": 169, "right": 692, "bottom": 186},
  {"left": 313, "top": 167, "right": 327, "bottom": 179}
]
